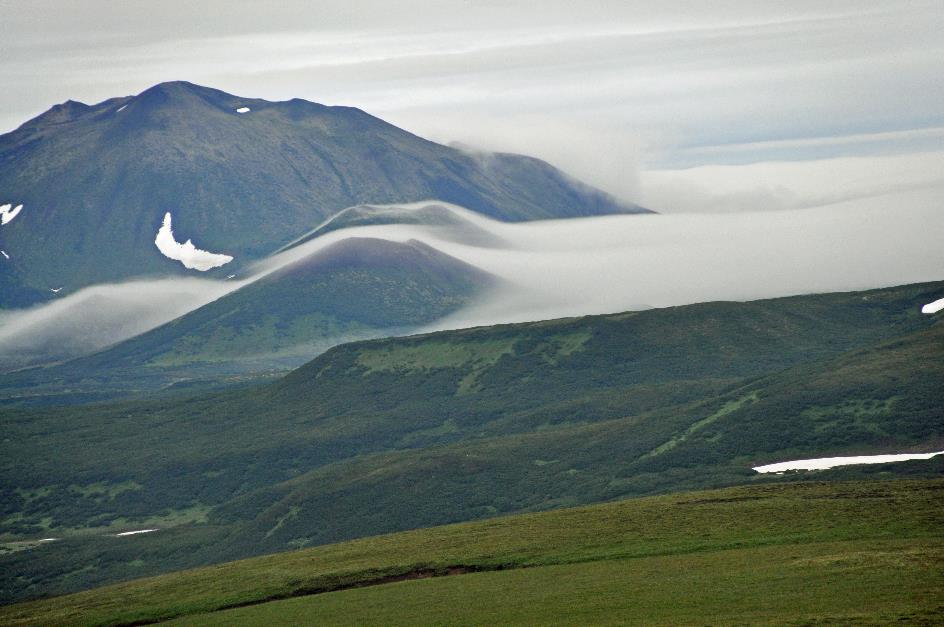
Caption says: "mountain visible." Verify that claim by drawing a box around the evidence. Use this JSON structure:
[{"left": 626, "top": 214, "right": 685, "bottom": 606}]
[
  {"left": 1, "top": 280, "right": 940, "bottom": 600},
  {"left": 0, "top": 81, "right": 648, "bottom": 305},
  {"left": 0, "top": 237, "right": 498, "bottom": 398}
]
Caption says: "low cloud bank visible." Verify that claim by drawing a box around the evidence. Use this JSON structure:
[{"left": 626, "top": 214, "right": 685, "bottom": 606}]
[
  {"left": 2, "top": 189, "right": 940, "bottom": 370},
  {"left": 0, "top": 278, "right": 242, "bottom": 371},
  {"left": 265, "top": 192, "right": 940, "bottom": 331},
  {"left": 640, "top": 151, "right": 944, "bottom": 214}
]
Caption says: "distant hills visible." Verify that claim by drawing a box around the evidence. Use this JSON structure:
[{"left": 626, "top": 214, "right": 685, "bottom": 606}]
[
  {"left": 0, "top": 81, "right": 648, "bottom": 305},
  {"left": 1, "top": 279, "right": 940, "bottom": 601}
]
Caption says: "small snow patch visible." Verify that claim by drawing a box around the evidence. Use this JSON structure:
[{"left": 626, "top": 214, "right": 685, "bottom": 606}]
[
  {"left": 1, "top": 203, "right": 23, "bottom": 225},
  {"left": 226, "top": 274, "right": 236, "bottom": 279},
  {"left": 753, "top": 450, "right": 944, "bottom": 473},
  {"left": 235, "top": 107, "right": 251, "bottom": 113},
  {"left": 38, "top": 538, "right": 58, "bottom": 543},
  {"left": 922, "top": 298, "right": 944, "bottom": 314},
  {"left": 155, "top": 212, "right": 233, "bottom": 271},
  {"left": 116, "top": 104, "right": 128, "bottom": 112},
  {"left": 50, "top": 287, "right": 63, "bottom": 294},
  {"left": 115, "top": 529, "right": 158, "bottom": 537},
  {"left": 0, "top": 250, "right": 8, "bottom": 259}
]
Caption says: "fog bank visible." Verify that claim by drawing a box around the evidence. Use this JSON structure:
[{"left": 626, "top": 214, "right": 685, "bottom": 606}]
[
  {"left": 0, "top": 278, "right": 243, "bottom": 371},
  {"left": 2, "top": 190, "right": 940, "bottom": 371}
]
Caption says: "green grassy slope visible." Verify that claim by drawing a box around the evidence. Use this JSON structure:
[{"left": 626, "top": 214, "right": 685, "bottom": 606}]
[
  {"left": 189, "top": 540, "right": 944, "bottom": 626},
  {"left": 0, "top": 81, "right": 646, "bottom": 305},
  {"left": 0, "top": 280, "right": 941, "bottom": 601},
  {"left": 2, "top": 479, "right": 941, "bottom": 625},
  {"left": 202, "top": 320, "right": 944, "bottom": 554},
  {"left": 0, "top": 237, "right": 497, "bottom": 397}
]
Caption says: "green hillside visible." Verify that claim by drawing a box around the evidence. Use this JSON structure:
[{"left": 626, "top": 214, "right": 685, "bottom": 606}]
[
  {"left": 2, "top": 479, "right": 941, "bottom": 625},
  {"left": 0, "top": 280, "right": 941, "bottom": 601},
  {"left": 0, "top": 237, "right": 496, "bottom": 398},
  {"left": 0, "top": 81, "right": 646, "bottom": 305},
  {"left": 198, "top": 317, "right": 944, "bottom": 555}
]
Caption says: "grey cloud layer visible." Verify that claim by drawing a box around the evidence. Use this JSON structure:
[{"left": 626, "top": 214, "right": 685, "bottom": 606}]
[
  {"left": 2, "top": 0, "right": 942, "bottom": 200},
  {"left": 3, "top": 193, "right": 939, "bottom": 369},
  {"left": 0, "top": 278, "right": 241, "bottom": 370}
]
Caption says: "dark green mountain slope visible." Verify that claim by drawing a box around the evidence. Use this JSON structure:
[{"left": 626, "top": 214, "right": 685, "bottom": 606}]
[
  {"left": 0, "top": 280, "right": 940, "bottom": 600},
  {"left": 0, "top": 237, "right": 496, "bottom": 399},
  {"left": 0, "top": 81, "right": 646, "bottom": 305},
  {"left": 222, "top": 317, "right": 942, "bottom": 555}
]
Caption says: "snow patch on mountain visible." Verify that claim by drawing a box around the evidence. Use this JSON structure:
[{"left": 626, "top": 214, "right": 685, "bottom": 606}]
[
  {"left": 1, "top": 250, "right": 8, "bottom": 259},
  {"left": 154, "top": 211, "right": 233, "bottom": 272},
  {"left": 753, "top": 451, "right": 943, "bottom": 473},
  {"left": 114, "top": 529, "right": 158, "bottom": 537},
  {"left": 922, "top": 297, "right": 944, "bottom": 314},
  {"left": 154, "top": 212, "right": 233, "bottom": 271},
  {"left": 235, "top": 107, "right": 250, "bottom": 113},
  {"left": 1, "top": 203, "right": 23, "bottom": 225}
]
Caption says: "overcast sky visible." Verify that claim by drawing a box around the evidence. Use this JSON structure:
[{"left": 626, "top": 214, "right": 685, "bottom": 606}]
[{"left": 1, "top": 0, "right": 943, "bottom": 209}]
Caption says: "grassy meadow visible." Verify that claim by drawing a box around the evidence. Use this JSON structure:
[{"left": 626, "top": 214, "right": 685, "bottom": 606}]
[{"left": 2, "top": 478, "right": 941, "bottom": 625}]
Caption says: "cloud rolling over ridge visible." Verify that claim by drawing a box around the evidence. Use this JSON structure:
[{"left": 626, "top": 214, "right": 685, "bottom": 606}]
[{"left": 1, "top": 188, "right": 940, "bottom": 370}]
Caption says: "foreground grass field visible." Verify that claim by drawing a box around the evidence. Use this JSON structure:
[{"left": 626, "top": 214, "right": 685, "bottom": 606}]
[
  {"left": 183, "top": 539, "right": 944, "bottom": 626},
  {"left": 2, "top": 478, "right": 942, "bottom": 625}
]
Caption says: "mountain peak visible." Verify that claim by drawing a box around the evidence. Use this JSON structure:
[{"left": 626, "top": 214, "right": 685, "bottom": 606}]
[
  {"left": 29, "top": 99, "right": 92, "bottom": 126},
  {"left": 149, "top": 80, "right": 203, "bottom": 91},
  {"left": 134, "top": 80, "right": 235, "bottom": 109},
  {"left": 278, "top": 237, "right": 474, "bottom": 278}
]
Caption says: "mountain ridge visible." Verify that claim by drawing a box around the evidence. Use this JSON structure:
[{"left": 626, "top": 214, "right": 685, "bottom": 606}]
[{"left": 0, "top": 80, "right": 649, "bottom": 305}]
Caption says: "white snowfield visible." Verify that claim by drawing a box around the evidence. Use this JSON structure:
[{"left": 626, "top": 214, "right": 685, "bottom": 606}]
[
  {"left": 1, "top": 250, "right": 8, "bottom": 259},
  {"left": 116, "top": 104, "right": 128, "bottom": 112},
  {"left": 155, "top": 212, "right": 233, "bottom": 271},
  {"left": 114, "top": 529, "right": 158, "bottom": 537},
  {"left": 235, "top": 107, "right": 250, "bottom": 113},
  {"left": 1, "top": 203, "right": 23, "bottom": 225},
  {"left": 922, "top": 298, "right": 944, "bottom": 314},
  {"left": 753, "top": 451, "right": 944, "bottom": 473}
]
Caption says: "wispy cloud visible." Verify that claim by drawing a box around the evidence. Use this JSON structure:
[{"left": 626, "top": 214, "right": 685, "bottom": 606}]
[
  {"left": 640, "top": 150, "right": 944, "bottom": 213},
  {"left": 0, "top": 278, "right": 243, "bottom": 371}
]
